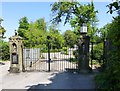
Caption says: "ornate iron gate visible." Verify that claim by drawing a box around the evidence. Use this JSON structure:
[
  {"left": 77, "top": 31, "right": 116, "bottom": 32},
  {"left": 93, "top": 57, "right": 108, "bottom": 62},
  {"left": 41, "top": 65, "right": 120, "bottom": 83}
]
[{"left": 23, "top": 47, "right": 78, "bottom": 72}]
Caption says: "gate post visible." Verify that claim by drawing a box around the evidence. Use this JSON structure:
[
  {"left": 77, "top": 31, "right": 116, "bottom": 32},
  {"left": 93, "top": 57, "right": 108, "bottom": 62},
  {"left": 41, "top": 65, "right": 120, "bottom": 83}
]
[
  {"left": 78, "top": 23, "right": 91, "bottom": 73},
  {"left": 9, "top": 30, "right": 24, "bottom": 73},
  {"left": 78, "top": 35, "right": 91, "bottom": 73},
  {"left": 47, "top": 36, "right": 51, "bottom": 72}
]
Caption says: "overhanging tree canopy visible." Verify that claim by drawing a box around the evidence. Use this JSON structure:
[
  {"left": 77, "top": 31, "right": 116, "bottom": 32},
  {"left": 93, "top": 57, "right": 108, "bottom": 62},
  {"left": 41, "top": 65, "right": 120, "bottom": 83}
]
[{"left": 51, "top": 2, "right": 98, "bottom": 28}]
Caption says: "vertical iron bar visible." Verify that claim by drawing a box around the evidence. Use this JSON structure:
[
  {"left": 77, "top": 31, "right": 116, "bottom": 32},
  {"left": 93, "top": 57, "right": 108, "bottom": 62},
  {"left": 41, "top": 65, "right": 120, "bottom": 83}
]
[
  {"left": 103, "top": 39, "right": 105, "bottom": 66},
  {"left": 69, "top": 48, "right": 72, "bottom": 69},
  {"left": 91, "top": 42, "right": 93, "bottom": 69},
  {"left": 48, "top": 42, "right": 50, "bottom": 72},
  {"left": 63, "top": 49, "right": 65, "bottom": 71},
  {"left": 26, "top": 49, "right": 27, "bottom": 71}
]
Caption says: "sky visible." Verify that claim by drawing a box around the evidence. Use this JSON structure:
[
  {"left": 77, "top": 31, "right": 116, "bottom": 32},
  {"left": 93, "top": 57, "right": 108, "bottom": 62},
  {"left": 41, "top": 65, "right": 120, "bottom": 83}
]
[{"left": 0, "top": 1, "right": 118, "bottom": 41}]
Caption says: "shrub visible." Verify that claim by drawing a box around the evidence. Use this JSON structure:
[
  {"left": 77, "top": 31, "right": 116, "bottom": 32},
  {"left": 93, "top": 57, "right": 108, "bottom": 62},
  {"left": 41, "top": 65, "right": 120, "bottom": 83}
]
[
  {"left": 62, "top": 47, "right": 68, "bottom": 55},
  {"left": 93, "top": 43, "right": 103, "bottom": 62},
  {"left": 95, "top": 16, "right": 120, "bottom": 90},
  {"left": 0, "top": 41, "right": 10, "bottom": 61}
]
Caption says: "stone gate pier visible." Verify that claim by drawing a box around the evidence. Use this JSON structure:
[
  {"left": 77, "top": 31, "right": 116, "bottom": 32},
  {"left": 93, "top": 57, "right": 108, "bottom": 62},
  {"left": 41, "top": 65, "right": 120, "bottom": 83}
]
[{"left": 9, "top": 32, "right": 24, "bottom": 73}]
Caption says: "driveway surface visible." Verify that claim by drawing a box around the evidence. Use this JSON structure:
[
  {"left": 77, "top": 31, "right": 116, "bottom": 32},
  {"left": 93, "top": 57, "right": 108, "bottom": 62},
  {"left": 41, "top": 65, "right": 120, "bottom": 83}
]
[{"left": 0, "top": 61, "right": 96, "bottom": 90}]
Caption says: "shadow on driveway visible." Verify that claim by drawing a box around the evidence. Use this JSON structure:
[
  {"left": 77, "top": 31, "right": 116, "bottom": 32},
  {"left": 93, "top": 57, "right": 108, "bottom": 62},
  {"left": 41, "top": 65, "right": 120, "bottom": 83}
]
[{"left": 27, "top": 71, "right": 96, "bottom": 90}]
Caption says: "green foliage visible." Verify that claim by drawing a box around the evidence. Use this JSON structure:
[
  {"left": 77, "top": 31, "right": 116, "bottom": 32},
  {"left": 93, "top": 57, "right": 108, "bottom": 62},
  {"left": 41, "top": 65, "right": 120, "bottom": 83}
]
[
  {"left": 92, "top": 60, "right": 98, "bottom": 65},
  {"left": 50, "top": 49, "right": 61, "bottom": 52},
  {"left": 69, "top": 58, "right": 77, "bottom": 62},
  {"left": 107, "top": 1, "right": 120, "bottom": 14},
  {"left": 87, "top": 23, "right": 99, "bottom": 43},
  {"left": 0, "top": 18, "right": 6, "bottom": 39},
  {"left": 0, "top": 40, "right": 10, "bottom": 61},
  {"left": 0, "top": 18, "right": 8, "bottom": 60},
  {"left": 99, "top": 23, "right": 111, "bottom": 41},
  {"left": 62, "top": 47, "right": 68, "bottom": 55},
  {"left": 0, "top": 27, "right": 6, "bottom": 38},
  {"left": 95, "top": 16, "right": 120, "bottom": 89},
  {"left": 24, "top": 22, "right": 47, "bottom": 48},
  {"left": 17, "top": 17, "right": 65, "bottom": 50},
  {"left": 18, "top": 16, "right": 29, "bottom": 30},
  {"left": 93, "top": 43, "right": 103, "bottom": 62},
  {"left": 63, "top": 30, "right": 77, "bottom": 48},
  {"left": 95, "top": 51, "right": 120, "bottom": 89},
  {"left": 51, "top": 2, "right": 98, "bottom": 47},
  {"left": 107, "top": 16, "right": 120, "bottom": 48},
  {"left": 34, "top": 18, "right": 47, "bottom": 31},
  {"left": 48, "top": 28, "right": 64, "bottom": 49},
  {"left": 17, "top": 17, "right": 47, "bottom": 48},
  {"left": 18, "top": 16, "right": 29, "bottom": 38},
  {"left": 51, "top": 2, "right": 79, "bottom": 25},
  {"left": 51, "top": 2, "right": 98, "bottom": 25}
]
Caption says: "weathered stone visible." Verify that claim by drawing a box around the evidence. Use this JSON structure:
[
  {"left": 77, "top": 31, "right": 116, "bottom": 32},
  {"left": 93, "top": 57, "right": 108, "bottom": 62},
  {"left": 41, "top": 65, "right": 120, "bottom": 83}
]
[
  {"left": 78, "top": 35, "right": 91, "bottom": 73},
  {"left": 9, "top": 34, "right": 24, "bottom": 73}
]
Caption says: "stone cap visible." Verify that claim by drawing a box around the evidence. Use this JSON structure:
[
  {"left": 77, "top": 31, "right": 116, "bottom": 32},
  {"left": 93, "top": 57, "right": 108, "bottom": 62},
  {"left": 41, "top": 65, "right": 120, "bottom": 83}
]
[{"left": 9, "top": 35, "right": 23, "bottom": 41}]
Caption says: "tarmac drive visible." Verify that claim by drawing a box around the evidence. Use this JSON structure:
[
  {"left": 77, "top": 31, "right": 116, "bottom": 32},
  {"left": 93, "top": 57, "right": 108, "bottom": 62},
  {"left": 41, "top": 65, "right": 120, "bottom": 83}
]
[{"left": 0, "top": 61, "right": 96, "bottom": 90}]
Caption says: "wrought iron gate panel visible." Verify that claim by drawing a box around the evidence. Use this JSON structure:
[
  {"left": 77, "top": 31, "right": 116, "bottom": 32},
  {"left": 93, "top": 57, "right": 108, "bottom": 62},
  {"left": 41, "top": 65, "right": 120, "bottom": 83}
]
[{"left": 23, "top": 47, "right": 78, "bottom": 72}]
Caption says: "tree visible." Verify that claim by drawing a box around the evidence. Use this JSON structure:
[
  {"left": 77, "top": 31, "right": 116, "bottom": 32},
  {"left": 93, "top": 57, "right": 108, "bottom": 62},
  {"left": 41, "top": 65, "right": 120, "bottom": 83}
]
[
  {"left": 0, "top": 39, "right": 10, "bottom": 61},
  {"left": 95, "top": 1, "right": 120, "bottom": 89},
  {"left": 18, "top": 16, "right": 29, "bottom": 38},
  {"left": 18, "top": 16, "right": 29, "bottom": 30},
  {"left": 107, "top": 1, "right": 120, "bottom": 14},
  {"left": 48, "top": 27, "right": 64, "bottom": 49},
  {"left": 63, "top": 30, "right": 77, "bottom": 48},
  {"left": 17, "top": 17, "right": 48, "bottom": 48},
  {"left": 34, "top": 18, "right": 47, "bottom": 31},
  {"left": 51, "top": 1, "right": 98, "bottom": 32},
  {"left": 0, "top": 27, "right": 6, "bottom": 39},
  {"left": 51, "top": 1, "right": 99, "bottom": 54},
  {"left": 95, "top": 16, "right": 120, "bottom": 89},
  {"left": 0, "top": 18, "right": 6, "bottom": 39},
  {"left": 0, "top": 18, "right": 9, "bottom": 61},
  {"left": 93, "top": 43, "right": 103, "bottom": 63},
  {"left": 51, "top": 2, "right": 99, "bottom": 72},
  {"left": 99, "top": 24, "right": 111, "bottom": 40},
  {"left": 24, "top": 21, "right": 47, "bottom": 48},
  {"left": 107, "top": 16, "right": 120, "bottom": 48}
]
